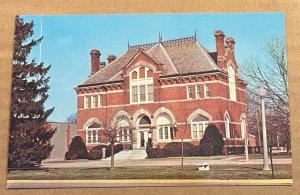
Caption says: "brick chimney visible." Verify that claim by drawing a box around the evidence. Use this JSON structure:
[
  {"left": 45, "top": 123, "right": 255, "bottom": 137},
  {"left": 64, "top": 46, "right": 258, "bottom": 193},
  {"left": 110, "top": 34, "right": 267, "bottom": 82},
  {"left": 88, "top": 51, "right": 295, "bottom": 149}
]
[
  {"left": 107, "top": 55, "right": 117, "bottom": 64},
  {"left": 90, "top": 49, "right": 101, "bottom": 76},
  {"left": 214, "top": 30, "right": 226, "bottom": 70},
  {"left": 225, "top": 37, "right": 235, "bottom": 51}
]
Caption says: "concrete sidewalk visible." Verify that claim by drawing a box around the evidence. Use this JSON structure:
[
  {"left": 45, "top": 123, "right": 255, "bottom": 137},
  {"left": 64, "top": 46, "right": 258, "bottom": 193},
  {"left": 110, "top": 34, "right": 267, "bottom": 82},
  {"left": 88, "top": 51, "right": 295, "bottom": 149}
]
[{"left": 42, "top": 155, "right": 292, "bottom": 168}]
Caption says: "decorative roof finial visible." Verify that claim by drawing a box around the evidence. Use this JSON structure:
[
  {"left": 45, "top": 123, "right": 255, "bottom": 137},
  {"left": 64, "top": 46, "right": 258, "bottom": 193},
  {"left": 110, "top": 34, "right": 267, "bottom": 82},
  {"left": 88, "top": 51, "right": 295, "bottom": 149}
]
[
  {"left": 128, "top": 41, "right": 130, "bottom": 50},
  {"left": 194, "top": 30, "right": 197, "bottom": 41},
  {"left": 159, "top": 32, "right": 163, "bottom": 43}
]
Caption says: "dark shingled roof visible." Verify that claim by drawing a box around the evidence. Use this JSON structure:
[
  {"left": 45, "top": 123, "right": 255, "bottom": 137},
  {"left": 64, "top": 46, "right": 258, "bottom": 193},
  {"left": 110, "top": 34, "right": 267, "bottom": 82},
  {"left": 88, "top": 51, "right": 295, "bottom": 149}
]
[{"left": 79, "top": 36, "right": 220, "bottom": 86}]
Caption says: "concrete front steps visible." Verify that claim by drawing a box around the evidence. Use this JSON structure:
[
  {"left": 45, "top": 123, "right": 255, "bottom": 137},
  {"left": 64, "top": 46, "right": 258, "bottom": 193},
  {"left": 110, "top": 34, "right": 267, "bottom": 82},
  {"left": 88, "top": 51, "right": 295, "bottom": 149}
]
[{"left": 103, "top": 149, "right": 147, "bottom": 161}]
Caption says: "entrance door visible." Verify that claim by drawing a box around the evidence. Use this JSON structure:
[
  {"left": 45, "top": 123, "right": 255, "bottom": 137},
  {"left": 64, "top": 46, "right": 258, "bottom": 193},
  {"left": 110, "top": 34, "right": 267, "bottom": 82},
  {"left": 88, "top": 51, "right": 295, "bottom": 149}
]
[{"left": 137, "top": 130, "right": 149, "bottom": 148}]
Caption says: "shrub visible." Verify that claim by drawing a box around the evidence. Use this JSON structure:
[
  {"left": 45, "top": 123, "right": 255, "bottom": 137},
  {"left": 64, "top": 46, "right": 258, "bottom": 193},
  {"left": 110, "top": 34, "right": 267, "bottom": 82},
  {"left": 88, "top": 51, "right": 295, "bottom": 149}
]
[
  {"left": 163, "top": 142, "right": 195, "bottom": 157},
  {"left": 106, "top": 143, "right": 123, "bottom": 157},
  {"left": 146, "top": 147, "right": 164, "bottom": 158},
  {"left": 198, "top": 143, "right": 214, "bottom": 156},
  {"left": 69, "top": 136, "right": 88, "bottom": 159},
  {"left": 65, "top": 151, "right": 77, "bottom": 160},
  {"left": 146, "top": 142, "right": 197, "bottom": 158},
  {"left": 88, "top": 145, "right": 107, "bottom": 160},
  {"left": 199, "top": 124, "right": 224, "bottom": 155}
]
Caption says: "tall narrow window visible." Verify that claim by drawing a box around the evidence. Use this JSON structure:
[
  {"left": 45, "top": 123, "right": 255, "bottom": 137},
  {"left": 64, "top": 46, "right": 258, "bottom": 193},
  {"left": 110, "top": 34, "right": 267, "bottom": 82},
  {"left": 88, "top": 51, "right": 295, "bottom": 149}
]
[
  {"left": 84, "top": 96, "right": 89, "bottom": 109},
  {"left": 225, "top": 115, "right": 231, "bottom": 138},
  {"left": 228, "top": 65, "right": 236, "bottom": 101},
  {"left": 87, "top": 131, "right": 92, "bottom": 143},
  {"left": 98, "top": 95, "right": 103, "bottom": 107},
  {"left": 159, "top": 127, "right": 163, "bottom": 139},
  {"left": 192, "top": 124, "right": 197, "bottom": 138},
  {"left": 132, "top": 86, "right": 138, "bottom": 102},
  {"left": 196, "top": 85, "right": 201, "bottom": 99},
  {"left": 91, "top": 96, "right": 96, "bottom": 108},
  {"left": 147, "top": 84, "right": 154, "bottom": 101},
  {"left": 140, "top": 85, "right": 146, "bottom": 102},
  {"left": 164, "top": 126, "right": 169, "bottom": 139},
  {"left": 241, "top": 117, "right": 246, "bottom": 139},
  {"left": 187, "top": 86, "right": 192, "bottom": 99},
  {"left": 204, "top": 84, "right": 210, "bottom": 98}
]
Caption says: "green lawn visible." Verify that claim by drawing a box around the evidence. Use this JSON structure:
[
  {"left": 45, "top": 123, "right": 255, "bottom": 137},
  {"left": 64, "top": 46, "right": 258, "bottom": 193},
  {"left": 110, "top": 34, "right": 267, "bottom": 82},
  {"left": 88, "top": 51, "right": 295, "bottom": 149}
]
[{"left": 7, "top": 164, "right": 292, "bottom": 180}]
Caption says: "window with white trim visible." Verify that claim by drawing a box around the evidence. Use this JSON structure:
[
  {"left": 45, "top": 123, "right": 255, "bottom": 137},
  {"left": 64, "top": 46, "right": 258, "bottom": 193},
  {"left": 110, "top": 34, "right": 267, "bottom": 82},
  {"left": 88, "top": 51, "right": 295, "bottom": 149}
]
[
  {"left": 118, "top": 128, "right": 131, "bottom": 142},
  {"left": 91, "top": 96, "right": 96, "bottom": 108},
  {"left": 158, "top": 126, "right": 171, "bottom": 140},
  {"left": 86, "top": 123, "right": 102, "bottom": 144},
  {"left": 147, "top": 84, "right": 154, "bottom": 101},
  {"left": 228, "top": 65, "right": 237, "bottom": 101},
  {"left": 204, "top": 84, "right": 210, "bottom": 98},
  {"left": 225, "top": 115, "right": 231, "bottom": 138},
  {"left": 140, "top": 85, "right": 146, "bottom": 101},
  {"left": 195, "top": 85, "right": 201, "bottom": 99},
  {"left": 191, "top": 115, "right": 208, "bottom": 139},
  {"left": 116, "top": 118, "right": 131, "bottom": 142},
  {"left": 187, "top": 86, "right": 193, "bottom": 99},
  {"left": 98, "top": 95, "right": 103, "bottom": 107},
  {"left": 130, "top": 66, "right": 154, "bottom": 104},
  {"left": 157, "top": 113, "right": 173, "bottom": 141},
  {"left": 84, "top": 96, "right": 89, "bottom": 109}
]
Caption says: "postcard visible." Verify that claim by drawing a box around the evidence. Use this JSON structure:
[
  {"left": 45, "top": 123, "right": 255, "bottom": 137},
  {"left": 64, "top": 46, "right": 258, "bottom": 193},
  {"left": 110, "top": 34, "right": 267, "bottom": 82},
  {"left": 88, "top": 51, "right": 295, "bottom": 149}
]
[{"left": 6, "top": 13, "right": 292, "bottom": 189}]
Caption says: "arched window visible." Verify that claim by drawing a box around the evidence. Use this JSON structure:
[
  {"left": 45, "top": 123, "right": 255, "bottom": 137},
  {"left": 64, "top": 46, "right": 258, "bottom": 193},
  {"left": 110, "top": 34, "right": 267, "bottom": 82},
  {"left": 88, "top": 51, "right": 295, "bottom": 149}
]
[
  {"left": 228, "top": 65, "right": 236, "bottom": 101},
  {"left": 86, "top": 123, "right": 102, "bottom": 144},
  {"left": 130, "top": 66, "right": 154, "bottom": 104},
  {"left": 157, "top": 113, "right": 172, "bottom": 141},
  {"left": 116, "top": 118, "right": 131, "bottom": 142},
  {"left": 225, "top": 115, "right": 231, "bottom": 138},
  {"left": 241, "top": 117, "right": 246, "bottom": 139},
  {"left": 191, "top": 115, "right": 209, "bottom": 139}
]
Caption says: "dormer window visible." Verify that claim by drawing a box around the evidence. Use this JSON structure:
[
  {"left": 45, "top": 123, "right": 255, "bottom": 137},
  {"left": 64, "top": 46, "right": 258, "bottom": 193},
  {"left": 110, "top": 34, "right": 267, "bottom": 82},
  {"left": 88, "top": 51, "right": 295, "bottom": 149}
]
[{"left": 130, "top": 66, "right": 154, "bottom": 104}]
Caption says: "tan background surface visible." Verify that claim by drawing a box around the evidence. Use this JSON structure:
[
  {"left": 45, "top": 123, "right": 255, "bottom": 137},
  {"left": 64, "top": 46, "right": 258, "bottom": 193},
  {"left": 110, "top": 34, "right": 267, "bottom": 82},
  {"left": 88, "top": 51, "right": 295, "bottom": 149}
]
[{"left": 0, "top": 0, "right": 299, "bottom": 194}]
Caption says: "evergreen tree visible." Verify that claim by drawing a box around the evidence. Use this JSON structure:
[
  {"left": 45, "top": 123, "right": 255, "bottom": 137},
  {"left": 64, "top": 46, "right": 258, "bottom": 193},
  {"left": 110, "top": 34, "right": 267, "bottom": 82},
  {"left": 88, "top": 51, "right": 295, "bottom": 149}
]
[{"left": 8, "top": 16, "right": 55, "bottom": 168}]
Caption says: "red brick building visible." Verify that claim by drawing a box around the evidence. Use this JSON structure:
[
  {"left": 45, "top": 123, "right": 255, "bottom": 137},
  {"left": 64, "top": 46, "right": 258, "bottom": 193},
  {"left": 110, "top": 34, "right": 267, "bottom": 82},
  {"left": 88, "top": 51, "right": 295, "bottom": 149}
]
[{"left": 75, "top": 30, "right": 248, "bottom": 152}]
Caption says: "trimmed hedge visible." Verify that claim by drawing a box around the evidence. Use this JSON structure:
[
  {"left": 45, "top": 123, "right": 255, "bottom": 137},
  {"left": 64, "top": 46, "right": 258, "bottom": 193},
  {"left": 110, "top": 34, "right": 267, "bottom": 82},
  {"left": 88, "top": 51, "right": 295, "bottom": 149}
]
[
  {"left": 163, "top": 142, "right": 196, "bottom": 157},
  {"left": 65, "top": 136, "right": 88, "bottom": 160},
  {"left": 146, "top": 142, "right": 199, "bottom": 158},
  {"left": 146, "top": 147, "right": 164, "bottom": 158}
]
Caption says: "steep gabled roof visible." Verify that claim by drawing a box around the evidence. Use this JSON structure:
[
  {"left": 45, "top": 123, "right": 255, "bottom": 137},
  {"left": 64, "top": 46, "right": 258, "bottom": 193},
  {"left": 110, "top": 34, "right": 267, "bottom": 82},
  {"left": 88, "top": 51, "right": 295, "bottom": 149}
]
[{"left": 79, "top": 36, "right": 220, "bottom": 87}]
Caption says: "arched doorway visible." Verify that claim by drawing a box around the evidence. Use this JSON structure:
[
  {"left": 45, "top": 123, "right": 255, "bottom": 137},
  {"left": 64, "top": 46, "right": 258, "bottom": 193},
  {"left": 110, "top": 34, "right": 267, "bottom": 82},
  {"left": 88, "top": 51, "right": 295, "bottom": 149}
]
[{"left": 136, "top": 115, "right": 152, "bottom": 149}]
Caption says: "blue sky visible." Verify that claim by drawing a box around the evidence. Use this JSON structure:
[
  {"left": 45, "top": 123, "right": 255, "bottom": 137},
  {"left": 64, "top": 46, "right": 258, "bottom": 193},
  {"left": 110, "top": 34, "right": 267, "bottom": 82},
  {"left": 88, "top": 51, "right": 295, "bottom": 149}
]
[{"left": 21, "top": 13, "right": 286, "bottom": 122}]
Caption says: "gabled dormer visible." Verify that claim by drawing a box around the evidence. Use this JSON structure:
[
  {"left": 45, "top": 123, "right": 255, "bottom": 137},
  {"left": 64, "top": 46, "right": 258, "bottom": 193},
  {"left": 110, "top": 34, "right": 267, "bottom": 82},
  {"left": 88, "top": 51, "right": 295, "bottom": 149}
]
[{"left": 122, "top": 50, "right": 160, "bottom": 104}]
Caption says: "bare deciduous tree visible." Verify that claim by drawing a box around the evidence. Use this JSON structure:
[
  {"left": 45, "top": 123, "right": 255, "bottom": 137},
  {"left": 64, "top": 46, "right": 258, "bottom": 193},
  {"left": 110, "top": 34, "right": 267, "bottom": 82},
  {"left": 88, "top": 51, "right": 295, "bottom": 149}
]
[
  {"left": 101, "top": 115, "right": 134, "bottom": 170},
  {"left": 66, "top": 112, "right": 77, "bottom": 124},
  {"left": 241, "top": 36, "right": 290, "bottom": 152}
]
